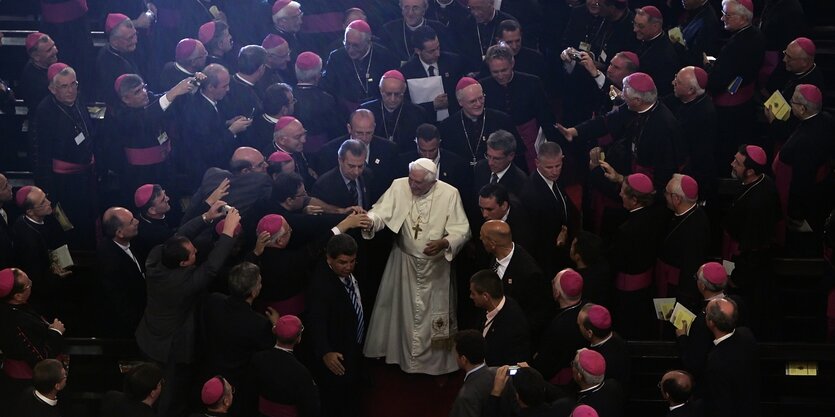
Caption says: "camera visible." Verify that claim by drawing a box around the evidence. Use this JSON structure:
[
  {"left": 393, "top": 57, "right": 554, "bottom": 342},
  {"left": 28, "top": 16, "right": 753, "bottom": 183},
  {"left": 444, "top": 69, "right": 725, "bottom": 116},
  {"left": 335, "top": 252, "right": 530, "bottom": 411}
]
[
  {"left": 219, "top": 205, "right": 233, "bottom": 214},
  {"left": 189, "top": 78, "right": 202, "bottom": 88},
  {"left": 570, "top": 51, "right": 583, "bottom": 62},
  {"left": 508, "top": 365, "right": 520, "bottom": 376}
]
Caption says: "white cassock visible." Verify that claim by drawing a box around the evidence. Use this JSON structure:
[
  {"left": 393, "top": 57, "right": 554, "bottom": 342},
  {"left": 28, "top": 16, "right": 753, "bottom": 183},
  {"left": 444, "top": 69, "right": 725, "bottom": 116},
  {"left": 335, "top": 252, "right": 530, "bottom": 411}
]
[{"left": 362, "top": 178, "right": 471, "bottom": 374}]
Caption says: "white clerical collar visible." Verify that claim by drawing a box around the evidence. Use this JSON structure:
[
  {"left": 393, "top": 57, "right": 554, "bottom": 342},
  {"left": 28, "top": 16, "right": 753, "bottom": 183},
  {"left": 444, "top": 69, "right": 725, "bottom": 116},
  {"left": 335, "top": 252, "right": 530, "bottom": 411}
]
[
  {"left": 357, "top": 45, "right": 372, "bottom": 62},
  {"left": 235, "top": 73, "right": 255, "bottom": 86},
  {"left": 436, "top": 0, "right": 454, "bottom": 7},
  {"left": 274, "top": 345, "right": 294, "bottom": 353},
  {"left": 263, "top": 114, "right": 279, "bottom": 124},
  {"left": 496, "top": 242, "right": 514, "bottom": 268},
  {"left": 636, "top": 102, "right": 655, "bottom": 114},
  {"left": 795, "top": 63, "right": 816, "bottom": 77},
  {"left": 34, "top": 390, "right": 58, "bottom": 406},
  {"left": 25, "top": 215, "right": 44, "bottom": 225},
  {"left": 465, "top": 363, "right": 486, "bottom": 380},
  {"left": 669, "top": 402, "right": 686, "bottom": 411},
  {"left": 675, "top": 203, "right": 697, "bottom": 217},
  {"left": 174, "top": 63, "right": 194, "bottom": 75},
  {"left": 590, "top": 332, "right": 613, "bottom": 347},
  {"left": 629, "top": 206, "right": 645, "bottom": 213},
  {"left": 501, "top": 207, "right": 510, "bottom": 222},
  {"left": 800, "top": 112, "right": 819, "bottom": 121},
  {"left": 201, "top": 92, "right": 217, "bottom": 107},
  {"left": 579, "top": 382, "right": 603, "bottom": 393},
  {"left": 647, "top": 31, "right": 663, "bottom": 42},
  {"left": 113, "top": 240, "right": 131, "bottom": 251},
  {"left": 406, "top": 19, "right": 425, "bottom": 30},
  {"left": 537, "top": 170, "right": 555, "bottom": 189},
  {"left": 713, "top": 329, "right": 735, "bottom": 345}
]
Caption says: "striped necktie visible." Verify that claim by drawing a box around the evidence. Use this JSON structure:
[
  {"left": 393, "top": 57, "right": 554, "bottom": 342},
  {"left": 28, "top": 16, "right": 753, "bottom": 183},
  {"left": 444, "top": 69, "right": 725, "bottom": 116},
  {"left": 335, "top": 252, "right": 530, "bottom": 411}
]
[{"left": 343, "top": 276, "right": 365, "bottom": 343}]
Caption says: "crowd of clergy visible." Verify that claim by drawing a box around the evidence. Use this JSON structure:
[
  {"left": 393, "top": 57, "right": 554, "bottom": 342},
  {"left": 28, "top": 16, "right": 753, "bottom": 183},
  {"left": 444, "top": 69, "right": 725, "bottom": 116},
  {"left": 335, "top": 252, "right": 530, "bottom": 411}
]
[{"left": 1, "top": 0, "right": 834, "bottom": 417}]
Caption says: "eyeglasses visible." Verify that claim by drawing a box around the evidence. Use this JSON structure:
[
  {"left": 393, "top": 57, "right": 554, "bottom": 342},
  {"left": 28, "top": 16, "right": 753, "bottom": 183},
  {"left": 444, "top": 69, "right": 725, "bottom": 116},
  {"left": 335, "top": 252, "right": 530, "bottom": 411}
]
[
  {"left": 280, "top": 11, "right": 303, "bottom": 20},
  {"left": 56, "top": 80, "right": 80, "bottom": 91},
  {"left": 402, "top": 5, "right": 425, "bottom": 13},
  {"left": 483, "top": 152, "right": 508, "bottom": 161},
  {"left": 382, "top": 91, "right": 405, "bottom": 98},
  {"left": 464, "top": 95, "right": 486, "bottom": 106}
]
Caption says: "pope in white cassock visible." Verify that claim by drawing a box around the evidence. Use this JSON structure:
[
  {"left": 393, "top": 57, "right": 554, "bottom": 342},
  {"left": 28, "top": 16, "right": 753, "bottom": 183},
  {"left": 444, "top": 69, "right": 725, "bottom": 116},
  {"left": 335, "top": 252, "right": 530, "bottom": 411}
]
[{"left": 362, "top": 158, "right": 471, "bottom": 374}]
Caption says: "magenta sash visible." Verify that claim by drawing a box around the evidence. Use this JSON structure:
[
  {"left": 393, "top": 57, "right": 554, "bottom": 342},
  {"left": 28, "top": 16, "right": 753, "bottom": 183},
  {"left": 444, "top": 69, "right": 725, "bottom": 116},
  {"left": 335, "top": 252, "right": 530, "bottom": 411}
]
[
  {"left": 722, "top": 231, "right": 741, "bottom": 261},
  {"left": 654, "top": 259, "right": 680, "bottom": 297},
  {"left": 2, "top": 359, "right": 33, "bottom": 379},
  {"left": 516, "top": 118, "right": 539, "bottom": 172},
  {"left": 616, "top": 269, "right": 654, "bottom": 292},
  {"left": 124, "top": 141, "right": 170, "bottom": 166},
  {"left": 268, "top": 293, "right": 306, "bottom": 317},
  {"left": 301, "top": 13, "right": 343, "bottom": 34},
  {"left": 52, "top": 158, "right": 92, "bottom": 174},
  {"left": 41, "top": 0, "right": 87, "bottom": 24},
  {"left": 714, "top": 82, "right": 755, "bottom": 107},
  {"left": 259, "top": 396, "right": 299, "bottom": 417}
]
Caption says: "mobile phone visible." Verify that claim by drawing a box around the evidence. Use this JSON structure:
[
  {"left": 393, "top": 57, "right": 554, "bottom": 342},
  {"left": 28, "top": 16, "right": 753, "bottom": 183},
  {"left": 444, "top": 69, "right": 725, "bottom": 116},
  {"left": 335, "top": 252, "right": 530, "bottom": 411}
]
[{"left": 508, "top": 365, "right": 520, "bottom": 376}]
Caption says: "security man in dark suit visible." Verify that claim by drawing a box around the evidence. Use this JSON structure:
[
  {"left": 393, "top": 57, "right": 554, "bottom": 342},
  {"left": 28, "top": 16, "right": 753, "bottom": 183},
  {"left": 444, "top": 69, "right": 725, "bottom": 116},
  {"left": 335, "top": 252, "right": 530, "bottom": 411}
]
[
  {"left": 98, "top": 207, "right": 146, "bottom": 337},
  {"left": 312, "top": 139, "right": 374, "bottom": 210},
  {"left": 469, "top": 269, "right": 530, "bottom": 366},
  {"left": 659, "top": 370, "right": 704, "bottom": 417},
  {"left": 398, "top": 123, "right": 472, "bottom": 192},
  {"left": 473, "top": 130, "right": 528, "bottom": 201}
]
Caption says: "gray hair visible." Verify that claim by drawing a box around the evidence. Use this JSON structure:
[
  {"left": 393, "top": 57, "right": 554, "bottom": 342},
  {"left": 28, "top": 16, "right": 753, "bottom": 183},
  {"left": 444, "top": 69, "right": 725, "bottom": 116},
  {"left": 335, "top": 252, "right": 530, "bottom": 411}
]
[
  {"left": 202, "top": 63, "right": 229, "bottom": 89},
  {"left": 228, "top": 262, "right": 261, "bottom": 300},
  {"left": 574, "top": 349, "right": 605, "bottom": 385},
  {"left": 486, "top": 130, "right": 517, "bottom": 155},
  {"left": 793, "top": 87, "right": 822, "bottom": 114},
  {"left": 681, "top": 66, "right": 705, "bottom": 96},
  {"left": 722, "top": 0, "right": 753, "bottom": 22},
  {"left": 669, "top": 174, "right": 697, "bottom": 203},
  {"left": 295, "top": 56, "right": 323, "bottom": 83},
  {"left": 623, "top": 75, "right": 658, "bottom": 104},
  {"left": 338, "top": 139, "right": 367, "bottom": 160}
]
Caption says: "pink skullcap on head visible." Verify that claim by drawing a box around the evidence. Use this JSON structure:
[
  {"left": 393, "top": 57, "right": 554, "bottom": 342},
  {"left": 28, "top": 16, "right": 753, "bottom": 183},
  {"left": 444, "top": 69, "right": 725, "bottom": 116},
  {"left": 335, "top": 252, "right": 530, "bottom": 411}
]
[
  {"left": 215, "top": 219, "right": 243, "bottom": 237},
  {"left": 347, "top": 19, "right": 371, "bottom": 34},
  {"left": 47, "top": 63, "right": 69, "bottom": 82},
  {"left": 692, "top": 66, "right": 708, "bottom": 89},
  {"left": 105, "top": 13, "right": 130, "bottom": 33},
  {"left": 680, "top": 175, "right": 698, "bottom": 200},
  {"left": 201, "top": 377, "right": 224, "bottom": 405},
  {"left": 456, "top": 77, "right": 479, "bottom": 91},
  {"left": 558, "top": 269, "right": 584, "bottom": 298},
  {"left": 587, "top": 305, "right": 611, "bottom": 330},
  {"left": 134, "top": 184, "right": 155, "bottom": 208},
  {"left": 274, "top": 116, "right": 298, "bottom": 132},
  {"left": 626, "top": 173, "right": 653, "bottom": 194},
  {"left": 114, "top": 74, "right": 131, "bottom": 93},
  {"left": 794, "top": 37, "right": 816, "bottom": 56},
  {"left": 25, "top": 32, "right": 46, "bottom": 51},
  {"left": 737, "top": 0, "right": 754, "bottom": 13},
  {"left": 273, "top": 315, "right": 303, "bottom": 339},
  {"left": 796, "top": 84, "right": 822, "bottom": 106},
  {"left": 257, "top": 214, "right": 285, "bottom": 235},
  {"left": 198, "top": 21, "right": 217, "bottom": 44},
  {"left": 382, "top": 70, "right": 405, "bottom": 82},
  {"left": 577, "top": 349, "right": 606, "bottom": 376},
  {"left": 268, "top": 151, "right": 293, "bottom": 163},
  {"left": 640, "top": 6, "right": 663, "bottom": 20},
  {"left": 700, "top": 262, "right": 727, "bottom": 286},
  {"left": 744, "top": 145, "right": 767, "bottom": 165},
  {"left": 626, "top": 72, "right": 655, "bottom": 93},
  {"left": 295, "top": 51, "right": 320, "bottom": 70},
  {"left": 272, "top": 0, "right": 292, "bottom": 15},
  {"left": 0, "top": 268, "right": 15, "bottom": 298},
  {"left": 262, "top": 34, "right": 287, "bottom": 50},
  {"left": 571, "top": 405, "right": 600, "bottom": 417},
  {"left": 619, "top": 51, "right": 640, "bottom": 67},
  {"left": 175, "top": 38, "right": 199, "bottom": 61},
  {"left": 15, "top": 186, "right": 33, "bottom": 208}
]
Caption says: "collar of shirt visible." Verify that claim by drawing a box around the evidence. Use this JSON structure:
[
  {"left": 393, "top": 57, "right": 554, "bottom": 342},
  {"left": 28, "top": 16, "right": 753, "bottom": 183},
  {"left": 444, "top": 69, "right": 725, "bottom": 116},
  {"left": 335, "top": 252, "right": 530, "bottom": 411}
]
[
  {"left": 0, "top": 208, "right": 7, "bottom": 224},
  {"left": 495, "top": 242, "right": 514, "bottom": 273},
  {"left": 274, "top": 345, "right": 294, "bottom": 353},
  {"left": 406, "top": 18, "right": 425, "bottom": 30},
  {"left": 34, "top": 390, "right": 58, "bottom": 406},
  {"left": 629, "top": 206, "right": 645, "bottom": 213},
  {"left": 537, "top": 170, "right": 555, "bottom": 189},
  {"left": 495, "top": 163, "right": 511, "bottom": 180},
  {"left": 578, "top": 381, "right": 603, "bottom": 394},
  {"left": 486, "top": 295, "right": 506, "bottom": 321},
  {"left": 669, "top": 402, "right": 686, "bottom": 411},
  {"left": 274, "top": 143, "right": 290, "bottom": 153},
  {"left": 795, "top": 63, "right": 816, "bottom": 77},
  {"left": 647, "top": 31, "right": 663, "bottom": 42},
  {"left": 201, "top": 92, "right": 218, "bottom": 107},
  {"left": 113, "top": 240, "right": 131, "bottom": 251},
  {"left": 25, "top": 215, "right": 44, "bottom": 225},
  {"left": 675, "top": 203, "right": 697, "bottom": 217},
  {"left": 420, "top": 58, "right": 437, "bottom": 75},
  {"left": 341, "top": 171, "right": 357, "bottom": 186},
  {"left": 263, "top": 113, "right": 279, "bottom": 124},
  {"left": 713, "top": 329, "right": 735, "bottom": 345},
  {"left": 590, "top": 332, "right": 613, "bottom": 347},
  {"left": 235, "top": 73, "right": 255, "bottom": 86},
  {"left": 636, "top": 101, "right": 656, "bottom": 114},
  {"left": 174, "top": 63, "right": 194, "bottom": 76},
  {"left": 501, "top": 207, "right": 510, "bottom": 222},
  {"left": 465, "top": 362, "right": 486, "bottom": 381},
  {"left": 433, "top": 152, "right": 441, "bottom": 169}
]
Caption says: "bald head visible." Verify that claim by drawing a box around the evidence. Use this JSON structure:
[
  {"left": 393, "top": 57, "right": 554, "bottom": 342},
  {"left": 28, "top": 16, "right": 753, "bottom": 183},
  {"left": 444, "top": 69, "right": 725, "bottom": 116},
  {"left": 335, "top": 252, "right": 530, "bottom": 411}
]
[
  {"left": 231, "top": 147, "right": 267, "bottom": 174},
  {"left": 784, "top": 40, "right": 814, "bottom": 73},
  {"left": 706, "top": 297, "right": 738, "bottom": 334},
  {"left": 660, "top": 370, "right": 693, "bottom": 405},
  {"left": 482, "top": 220, "right": 511, "bottom": 244},
  {"left": 103, "top": 207, "right": 138, "bottom": 242}
]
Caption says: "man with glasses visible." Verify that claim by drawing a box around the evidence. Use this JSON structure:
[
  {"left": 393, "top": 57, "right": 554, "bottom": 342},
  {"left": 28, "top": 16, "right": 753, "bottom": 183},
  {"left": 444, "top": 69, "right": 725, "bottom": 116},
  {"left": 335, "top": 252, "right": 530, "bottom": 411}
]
[
  {"left": 359, "top": 70, "right": 429, "bottom": 151},
  {"left": 473, "top": 130, "right": 526, "bottom": 200},
  {"left": 273, "top": 116, "right": 317, "bottom": 188},
  {"left": 440, "top": 77, "right": 522, "bottom": 168},
  {"left": 269, "top": 0, "right": 313, "bottom": 60},
  {"left": 15, "top": 358, "right": 69, "bottom": 416},
  {"left": 96, "top": 14, "right": 141, "bottom": 106},
  {"left": 455, "top": 0, "right": 517, "bottom": 72},
  {"left": 382, "top": 0, "right": 457, "bottom": 63},
  {"left": 259, "top": 34, "right": 296, "bottom": 90},
  {"left": 632, "top": 6, "right": 680, "bottom": 97}
]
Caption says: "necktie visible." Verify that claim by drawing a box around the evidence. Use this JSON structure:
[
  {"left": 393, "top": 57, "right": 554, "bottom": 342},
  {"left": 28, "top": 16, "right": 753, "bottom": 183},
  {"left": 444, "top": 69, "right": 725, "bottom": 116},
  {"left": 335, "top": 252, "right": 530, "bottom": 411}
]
[
  {"left": 347, "top": 180, "right": 359, "bottom": 207},
  {"left": 491, "top": 258, "right": 499, "bottom": 272},
  {"left": 428, "top": 65, "right": 436, "bottom": 76},
  {"left": 490, "top": 173, "right": 498, "bottom": 184},
  {"left": 344, "top": 276, "right": 365, "bottom": 343}
]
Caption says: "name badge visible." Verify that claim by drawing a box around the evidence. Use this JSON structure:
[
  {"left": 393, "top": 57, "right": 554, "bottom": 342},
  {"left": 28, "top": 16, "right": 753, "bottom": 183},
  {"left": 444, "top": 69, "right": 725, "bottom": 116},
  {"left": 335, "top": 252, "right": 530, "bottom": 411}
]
[
  {"left": 599, "top": 50, "right": 608, "bottom": 63},
  {"left": 74, "top": 132, "right": 86, "bottom": 145},
  {"left": 579, "top": 41, "right": 591, "bottom": 52},
  {"left": 157, "top": 131, "right": 168, "bottom": 145}
]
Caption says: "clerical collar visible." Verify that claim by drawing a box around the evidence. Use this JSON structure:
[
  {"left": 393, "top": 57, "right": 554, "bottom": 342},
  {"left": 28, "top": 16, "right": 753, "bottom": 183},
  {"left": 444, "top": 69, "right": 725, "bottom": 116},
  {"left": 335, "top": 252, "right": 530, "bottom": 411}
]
[
  {"left": 800, "top": 111, "right": 819, "bottom": 121},
  {"left": 795, "top": 63, "right": 816, "bottom": 77},
  {"left": 263, "top": 113, "right": 279, "bottom": 124},
  {"left": 356, "top": 45, "right": 372, "bottom": 62},
  {"left": 647, "top": 31, "right": 663, "bottom": 42},
  {"left": 464, "top": 363, "right": 486, "bottom": 381},
  {"left": 579, "top": 381, "right": 604, "bottom": 393},
  {"left": 676, "top": 203, "right": 697, "bottom": 217},
  {"left": 713, "top": 329, "right": 735, "bottom": 345},
  {"left": 274, "top": 344, "right": 294, "bottom": 353},
  {"left": 734, "top": 25, "right": 752, "bottom": 35},
  {"left": 235, "top": 73, "right": 255, "bottom": 86},
  {"left": 669, "top": 402, "right": 686, "bottom": 411},
  {"left": 201, "top": 92, "right": 218, "bottom": 107},
  {"left": 406, "top": 19, "right": 425, "bottom": 30},
  {"left": 140, "top": 213, "right": 165, "bottom": 223},
  {"left": 741, "top": 173, "right": 764, "bottom": 187},
  {"left": 681, "top": 92, "right": 706, "bottom": 105},
  {"left": 274, "top": 143, "right": 291, "bottom": 153},
  {"left": 629, "top": 206, "right": 645, "bottom": 213},
  {"left": 637, "top": 101, "right": 656, "bottom": 114},
  {"left": 436, "top": 0, "right": 454, "bottom": 6},
  {"left": 175, "top": 63, "right": 194, "bottom": 75},
  {"left": 590, "top": 332, "right": 613, "bottom": 347},
  {"left": 34, "top": 390, "right": 58, "bottom": 406},
  {"left": 25, "top": 215, "right": 44, "bottom": 225}
]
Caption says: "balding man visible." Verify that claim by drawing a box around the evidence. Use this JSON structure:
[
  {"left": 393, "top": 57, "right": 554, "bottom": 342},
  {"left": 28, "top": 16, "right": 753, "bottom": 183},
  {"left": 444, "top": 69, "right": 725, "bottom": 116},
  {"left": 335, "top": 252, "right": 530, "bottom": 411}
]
[
  {"left": 664, "top": 66, "right": 717, "bottom": 197},
  {"left": 633, "top": 6, "right": 680, "bottom": 96},
  {"left": 708, "top": 0, "right": 765, "bottom": 163},
  {"left": 439, "top": 77, "right": 523, "bottom": 168},
  {"left": 181, "top": 63, "right": 252, "bottom": 188},
  {"left": 97, "top": 207, "right": 146, "bottom": 336},
  {"left": 219, "top": 45, "right": 267, "bottom": 121},
  {"left": 314, "top": 109, "right": 400, "bottom": 197},
  {"left": 96, "top": 14, "right": 141, "bottom": 105},
  {"left": 454, "top": 0, "right": 517, "bottom": 72},
  {"left": 160, "top": 38, "right": 208, "bottom": 90},
  {"left": 381, "top": 0, "right": 457, "bottom": 62},
  {"left": 33, "top": 63, "right": 97, "bottom": 248},
  {"left": 360, "top": 70, "right": 428, "bottom": 150},
  {"left": 294, "top": 52, "right": 346, "bottom": 150},
  {"left": 480, "top": 220, "right": 550, "bottom": 336},
  {"left": 659, "top": 370, "right": 702, "bottom": 417},
  {"left": 17, "top": 33, "right": 58, "bottom": 114},
  {"left": 704, "top": 297, "right": 759, "bottom": 417},
  {"left": 320, "top": 20, "right": 399, "bottom": 112}
]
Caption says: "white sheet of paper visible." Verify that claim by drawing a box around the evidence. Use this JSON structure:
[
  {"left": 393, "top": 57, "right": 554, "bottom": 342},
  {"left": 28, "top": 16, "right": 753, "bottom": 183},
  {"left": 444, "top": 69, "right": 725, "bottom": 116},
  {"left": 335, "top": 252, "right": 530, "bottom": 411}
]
[
  {"left": 722, "top": 260, "right": 736, "bottom": 276},
  {"left": 50, "top": 244, "right": 74, "bottom": 269},
  {"left": 74, "top": 132, "right": 86, "bottom": 145},
  {"left": 408, "top": 76, "right": 448, "bottom": 121}
]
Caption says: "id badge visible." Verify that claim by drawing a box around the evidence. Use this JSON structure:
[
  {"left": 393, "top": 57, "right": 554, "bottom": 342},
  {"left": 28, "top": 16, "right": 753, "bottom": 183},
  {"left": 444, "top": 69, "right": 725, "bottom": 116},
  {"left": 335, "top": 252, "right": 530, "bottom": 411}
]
[
  {"left": 579, "top": 41, "right": 591, "bottom": 52},
  {"left": 599, "top": 49, "right": 608, "bottom": 63},
  {"left": 74, "top": 132, "right": 86, "bottom": 145}
]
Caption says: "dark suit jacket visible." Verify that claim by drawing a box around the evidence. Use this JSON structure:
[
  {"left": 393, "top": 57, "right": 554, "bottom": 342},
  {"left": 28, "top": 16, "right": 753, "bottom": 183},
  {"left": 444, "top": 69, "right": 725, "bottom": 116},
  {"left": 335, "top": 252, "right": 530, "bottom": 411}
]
[
  {"left": 473, "top": 159, "right": 528, "bottom": 199},
  {"left": 15, "top": 387, "right": 60, "bottom": 417},
  {"left": 449, "top": 365, "right": 496, "bottom": 417},
  {"left": 359, "top": 98, "right": 429, "bottom": 152},
  {"left": 250, "top": 348, "right": 321, "bottom": 417},
  {"left": 313, "top": 135, "right": 400, "bottom": 198},
  {"left": 638, "top": 34, "right": 680, "bottom": 97},
  {"left": 400, "top": 52, "right": 466, "bottom": 120},
  {"left": 381, "top": 19, "right": 458, "bottom": 62},
  {"left": 97, "top": 239, "right": 146, "bottom": 336},
  {"left": 705, "top": 327, "right": 759, "bottom": 417},
  {"left": 311, "top": 167, "right": 374, "bottom": 210},
  {"left": 482, "top": 296, "right": 531, "bottom": 366},
  {"left": 519, "top": 172, "right": 580, "bottom": 277},
  {"left": 135, "top": 216, "right": 236, "bottom": 364},
  {"left": 501, "top": 244, "right": 552, "bottom": 335},
  {"left": 219, "top": 73, "right": 262, "bottom": 121},
  {"left": 667, "top": 399, "right": 705, "bottom": 417}
]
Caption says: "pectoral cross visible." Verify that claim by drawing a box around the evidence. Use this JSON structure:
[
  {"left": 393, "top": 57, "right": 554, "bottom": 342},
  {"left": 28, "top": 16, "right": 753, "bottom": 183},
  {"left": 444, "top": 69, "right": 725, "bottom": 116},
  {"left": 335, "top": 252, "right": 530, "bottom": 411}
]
[{"left": 412, "top": 223, "right": 423, "bottom": 239}]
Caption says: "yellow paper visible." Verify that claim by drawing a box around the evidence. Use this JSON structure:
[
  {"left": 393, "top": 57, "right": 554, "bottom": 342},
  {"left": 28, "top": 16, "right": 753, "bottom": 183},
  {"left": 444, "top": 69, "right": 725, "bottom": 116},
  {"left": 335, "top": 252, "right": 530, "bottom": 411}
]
[
  {"left": 786, "top": 361, "right": 818, "bottom": 376},
  {"left": 653, "top": 298, "right": 676, "bottom": 320},
  {"left": 765, "top": 90, "right": 791, "bottom": 121},
  {"left": 668, "top": 27, "right": 685, "bottom": 46},
  {"left": 669, "top": 302, "right": 696, "bottom": 334},
  {"left": 53, "top": 203, "right": 74, "bottom": 231}
]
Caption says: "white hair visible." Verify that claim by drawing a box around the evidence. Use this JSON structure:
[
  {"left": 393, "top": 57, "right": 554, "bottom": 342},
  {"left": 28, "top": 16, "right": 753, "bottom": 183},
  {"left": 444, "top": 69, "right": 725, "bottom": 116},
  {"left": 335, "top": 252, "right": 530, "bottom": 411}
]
[
  {"left": 682, "top": 66, "right": 705, "bottom": 96},
  {"left": 273, "top": 1, "right": 301, "bottom": 22},
  {"left": 722, "top": 0, "right": 753, "bottom": 22},
  {"left": 669, "top": 174, "right": 697, "bottom": 203},
  {"left": 623, "top": 75, "right": 658, "bottom": 104}
]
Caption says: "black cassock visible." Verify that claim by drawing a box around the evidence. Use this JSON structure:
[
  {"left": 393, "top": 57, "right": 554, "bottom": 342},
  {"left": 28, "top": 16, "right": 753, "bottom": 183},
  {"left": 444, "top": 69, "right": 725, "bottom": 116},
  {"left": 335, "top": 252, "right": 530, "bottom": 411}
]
[
  {"left": 664, "top": 94, "right": 718, "bottom": 198},
  {"left": 359, "top": 99, "right": 429, "bottom": 152},
  {"left": 220, "top": 74, "right": 262, "bottom": 120},
  {"left": 94, "top": 46, "right": 141, "bottom": 105},
  {"left": 17, "top": 61, "right": 49, "bottom": 113},
  {"left": 637, "top": 34, "right": 680, "bottom": 97},
  {"left": 320, "top": 44, "right": 400, "bottom": 113},
  {"left": 439, "top": 108, "right": 525, "bottom": 168},
  {"left": 159, "top": 62, "right": 193, "bottom": 91},
  {"left": 293, "top": 84, "right": 346, "bottom": 152},
  {"left": 656, "top": 205, "right": 710, "bottom": 310}
]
